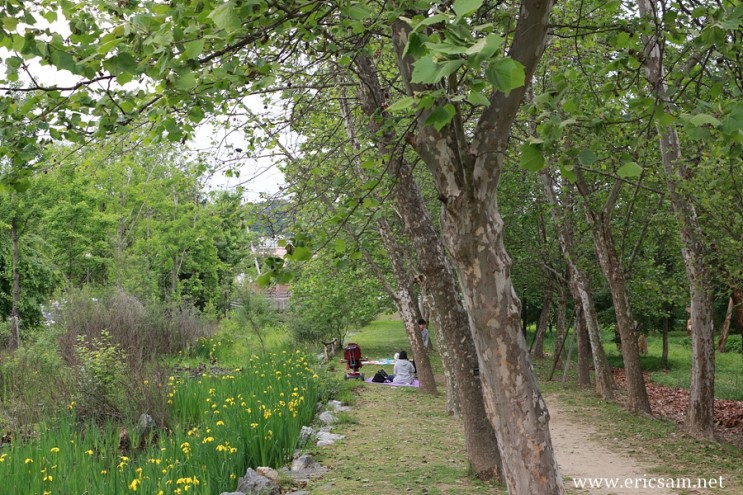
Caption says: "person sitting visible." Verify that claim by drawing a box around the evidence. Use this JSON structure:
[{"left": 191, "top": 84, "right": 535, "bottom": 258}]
[{"left": 386, "top": 350, "right": 416, "bottom": 385}]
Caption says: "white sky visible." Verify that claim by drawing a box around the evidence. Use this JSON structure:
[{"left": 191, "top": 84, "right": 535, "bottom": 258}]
[{"left": 1, "top": 15, "right": 286, "bottom": 203}]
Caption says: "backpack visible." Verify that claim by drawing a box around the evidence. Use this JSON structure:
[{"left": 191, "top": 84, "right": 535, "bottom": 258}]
[{"left": 371, "top": 369, "right": 388, "bottom": 383}]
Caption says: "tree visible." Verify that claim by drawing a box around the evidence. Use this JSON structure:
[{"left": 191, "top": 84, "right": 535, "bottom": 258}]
[
  {"left": 0, "top": 191, "right": 59, "bottom": 344},
  {"left": 540, "top": 172, "right": 616, "bottom": 399},
  {"left": 634, "top": 0, "right": 742, "bottom": 439},
  {"left": 0, "top": 1, "right": 560, "bottom": 489},
  {"left": 288, "top": 254, "right": 389, "bottom": 347}
]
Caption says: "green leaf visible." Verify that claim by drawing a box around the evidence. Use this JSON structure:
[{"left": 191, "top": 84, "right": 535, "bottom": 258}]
[
  {"left": 256, "top": 272, "right": 273, "bottom": 287},
  {"left": 434, "top": 59, "right": 465, "bottom": 82},
  {"left": 10, "top": 180, "right": 31, "bottom": 193},
  {"left": 411, "top": 55, "right": 440, "bottom": 84},
  {"left": 560, "top": 164, "right": 577, "bottom": 183},
  {"left": 613, "top": 32, "right": 631, "bottom": 49},
  {"left": 467, "top": 90, "right": 490, "bottom": 106},
  {"left": 465, "top": 33, "right": 502, "bottom": 59},
  {"left": 578, "top": 149, "right": 597, "bottom": 165},
  {"left": 424, "top": 103, "right": 456, "bottom": 131},
  {"left": 183, "top": 39, "right": 205, "bottom": 60},
  {"left": 411, "top": 13, "right": 449, "bottom": 33},
  {"left": 290, "top": 246, "right": 313, "bottom": 261},
  {"left": 3, "top": 17, "right": 18, "bottom": 31},
  {"left": 50, "top": 49, "right": 77, "bottom": 73},
  {"left": 386, "top": 96, "right": 416, "bottom": 112},
  {"left": 334, "top": 238, "right": 346, "bottom": 254},
  {"left": 688, "top": 113, "right": 722, "bottom": 127},
  {"left": 485, "top": 58, "right": 525, "bottom": 94},
  {"left": 520, "top": 143, "right": 545, "bottom": 172},
  {"left": 174, "top": 70, "right": 197, "bottom": 91},
  {"left": 209, "top": 1, "right": 241, "bottom": 32},
  {"left": 424, "top": 41, "right": 469, "bottom": 55},
  {"left": 721, "top": 104, "right": 743, "bottom": 134},
  {"left": 617, "top": 161, "right": 642, "bottom": 178},
  {"left": 103, "top": 52, "right": 138, "bottom": 76},
  {"left": 453, "top": 0, "right": 484, "bottom": 18},
  {"left": 404, "top": 31, "right": 428, "bottom": 59},
  {"left": 347, "top": 4, "right": 372, "bottom": 20}
]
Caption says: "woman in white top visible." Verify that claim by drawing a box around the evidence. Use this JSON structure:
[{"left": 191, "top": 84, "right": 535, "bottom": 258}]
[{"left": 389, "top": 350, "right": 416, "bottom": 385}]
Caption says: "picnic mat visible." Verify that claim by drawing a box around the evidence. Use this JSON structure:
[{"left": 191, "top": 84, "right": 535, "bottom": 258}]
[
  {"left": 364, "top": 378, "right": 419, "bottom": 388},
  {"left": 363, "top": 358, "right": 396, "bottom": 365}
]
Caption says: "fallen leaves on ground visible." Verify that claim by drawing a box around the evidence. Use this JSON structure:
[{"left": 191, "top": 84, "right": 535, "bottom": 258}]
[{"left": 611, "top": 368, "right": 743, "bottom": 448}]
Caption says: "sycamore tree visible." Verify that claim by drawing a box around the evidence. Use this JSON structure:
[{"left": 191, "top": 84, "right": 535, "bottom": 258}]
[{"left": 0, "top": 0, "right": 562, "bottom": 490}]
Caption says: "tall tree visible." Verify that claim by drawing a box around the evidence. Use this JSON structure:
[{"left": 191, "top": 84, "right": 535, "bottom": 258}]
[
  {"left": 388, "top": 2, "right": 562, "bottom": 491},
  {"left": 541, "top": 172, "right": 616, "bottom": 399},
  {"left": 0, "top": 1, "right": 560, "bottom": 489},
  {"left": 633, "top": 0, "right": 741, "bottom": 439}
]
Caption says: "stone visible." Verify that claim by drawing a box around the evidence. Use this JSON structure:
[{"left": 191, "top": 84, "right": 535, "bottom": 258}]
[
  {"left": 235, "top": 468, "right": 280, "bottom": 495},
  {"left": 291, "top": 454, "right": 316, "bottom": 472},
  {"left": 298, "top": 426, "right": 314, "bottom": 446},
  {"left": 316, "top": 431, "right": 344, "bottom": 447},
  {"left": 327, "top": 400, "right": 351, "bottom": 412},
  {"left": 318, "top": 411, "right": 337, "bottom": 425},
  {"left": 256, "top": 466, "right": 279, "bottom": 483},
  {"left": 138, "top": 413, "right": 155, "bottom": 432}
]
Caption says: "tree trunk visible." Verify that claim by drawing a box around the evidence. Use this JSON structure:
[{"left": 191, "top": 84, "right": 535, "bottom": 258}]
[
  {"left": 420, "top": 289, "right": 460, "bottom": 416},
  {"left": 532, "top": 277, "right": 553, "bottom": 359},
  {"left": 718, "top": 297, "right": 734, "bottom": 352},
  {"left": 376, "top": 220, "right": 438, "bottom": 395},
  {"left": 555, "top": 279, "right": 568, "bottom": 366},
  {"left": 9, "top": 217, "right": 21, "bottom": 350},
  {"left": 732, "top": 289, "right": 743, "bottom": 341},
  {"left": 637, "top": 0, "right": 715, "bottom": 440},
  {"left": 540, "top": 173, "right": 616, "bottom": 399},
  {"left": 576, "top": 305, "right": 591, "bottom": 387},
  {"left": 336, "top": 85, "right": 437, "bottom": 395},
  {"left": 352, "top": 53, "right": 502, "bottom": 481},
  {"left": 390, "top": 0, "right": 562, "bottom": 490},
  {"left": 575, "top": 172, "right": 651, "bottom": 414},
  {"left": 661, "top": 316, "right": 670, "bottom": 370},
  {"left": 439, "top": 188, "right": 562, "bottom": 492}
]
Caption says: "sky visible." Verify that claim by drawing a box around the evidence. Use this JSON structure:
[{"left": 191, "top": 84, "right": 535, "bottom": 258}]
[{"left": 1, "top": 18, "right": 287, "bottom": 203}]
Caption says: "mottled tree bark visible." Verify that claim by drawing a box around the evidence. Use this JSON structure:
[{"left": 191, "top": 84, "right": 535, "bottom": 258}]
[
  {"left": 352, "top": 53, "right": 503, "bottom": 481},
  {"left": 540, "top": 173, "right": 615, "bottom": 399},
  {"left": 637, "top": 0, "right": 715, "bottom": 439},
  {"left": 575, "top": 172, "right": 650, "bottom": 414},
  {"left": 389, "top": 1, "right": 562, "bottom": 490}
]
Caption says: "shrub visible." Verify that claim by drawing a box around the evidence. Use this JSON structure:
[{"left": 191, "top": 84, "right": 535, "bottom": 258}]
[
  {"left": 74, "top": 330, "right": 127, "bottom": 422},
  {"left": 58, "top": 288, "right": 215, "bottom": 369},
  {"left": 0, "top": 329, "right": 75, "bottom": 430}
]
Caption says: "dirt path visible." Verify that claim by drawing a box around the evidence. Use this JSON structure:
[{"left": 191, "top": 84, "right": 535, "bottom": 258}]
[
  {"left": 548, "top": 397, "right": 677, "bottom": 495},
  {"left": 307, "top": 383, "right": 719, "bottom": 495}
]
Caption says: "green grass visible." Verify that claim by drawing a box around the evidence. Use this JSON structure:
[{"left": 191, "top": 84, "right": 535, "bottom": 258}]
[
  {"left": 529, "top": 325, "right": 743, "bottom": 400},
  {"left": 345, "top": 314, "right": 444, "bottom": 377},
  {"left": 306, "top": 380, "right": 505, "bottom": 495},
  {"left": 0, "top": 323, "right": 321, "bottom": 495}
]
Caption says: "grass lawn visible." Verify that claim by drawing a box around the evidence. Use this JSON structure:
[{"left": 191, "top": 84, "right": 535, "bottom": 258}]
[
  {"left": 304, "top": 315, "right": 743, "bottom": 495},
  {"left": 307, "top": 315, "right": 504, "bottom": 495}
]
